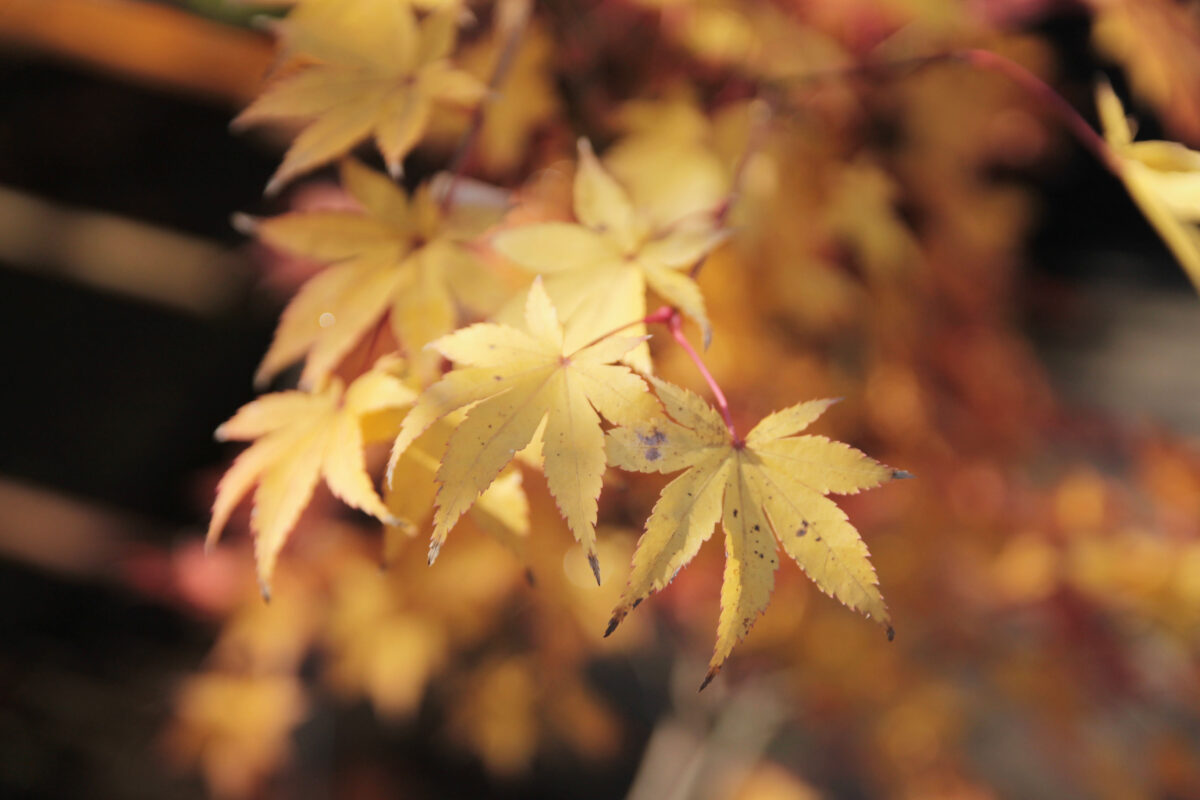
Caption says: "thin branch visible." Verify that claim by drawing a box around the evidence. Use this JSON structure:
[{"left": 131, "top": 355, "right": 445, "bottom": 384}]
[
  {"left": 666, "top": 311, "right": 739, "bottom": 445},
  {"left": 957, "top": 48, "right": 1120, "bottom": 173},
  {"left": 441, "top": 0, "right": 533, "bottom": 212},
  {"left": 568, "top": 305, "right": 674, "bottom": 357},
  {"left": 768, "top": 48, "right": 1120, "bottom": 174},
  {"left": 690, "top": 98, "right": 772, "bottom": 281}
]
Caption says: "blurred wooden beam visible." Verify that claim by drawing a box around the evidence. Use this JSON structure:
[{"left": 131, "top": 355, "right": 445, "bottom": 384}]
[
  {"left": 0, "top": 0, "right": 273, "bottom": 106},
  {"left": 0, "top": 185, "right": 250, "bottom": 316},
  {"left": 0, "top": 477, "right": 138, "bottom": 581}
]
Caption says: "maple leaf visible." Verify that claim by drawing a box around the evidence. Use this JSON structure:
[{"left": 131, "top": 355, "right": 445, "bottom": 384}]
[
  {"left": 605, "top": 378, "right": 901, "bottom": 687},
  {"left": 384, "top": 417, "right": 530, "bottom": 565},
  {"left": 491, "top": 139, "right": 728, "bottom": 372},
  {"left": 387, "top": 278, "right": 659, "bottom": 581},
  {"left": 249, "top": 159, "right": 503, "bottom": 389},
  {"left": 235, "top": 1, "right": 485, "bottom": 193},
  {"left": 1097, "top": 81, "right": 1200, "bottom": 293},
  {"left": 208, "top": 356, "right": 416, "bottom": 594}
]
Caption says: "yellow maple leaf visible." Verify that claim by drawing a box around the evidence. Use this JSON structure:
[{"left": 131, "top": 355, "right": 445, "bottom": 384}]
[
  {"left": 387, "top": 278, "right": 659, "bottom": 580},
  {"left": 250, "top": 159, "right": 504, "bottom": 389},
  {"left": 1097, "top": 81, "right": 1200, "bottom": 292},
  {"left": 605, "top": 378, "right": 900, "bottom": 687},
  {"left": 383, "top": 417, "right": 530, "bottom": 564},
  {"left": 208, "top": 356, "right": 416, "bottom": 593},
  {"left": 235, "top": 1, "right": 485, "bottom": 193},
  {"left": 492, "top": 139, "right": 728, "bottom": 371}
]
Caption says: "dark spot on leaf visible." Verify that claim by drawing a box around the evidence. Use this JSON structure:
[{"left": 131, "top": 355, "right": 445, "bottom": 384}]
[
  {"left": 493, "top": 375, "right": 502, "bottom": 381},
  {"left": 815, "top": 536, "right": 822, "bottom": 542},
  {"left": 732, "top": 509, "right": 738, "bottom": 518},
  {"left": 796, "top": 520, "right": 809, "bottom": 537},
  {"left": 753, "top": 524, "right": 760, "bottom": 531},
  {"left": 645, "top": 447, "right": 661, "bottom": 461},
  {"left": 637, "top": 428, "right": 667, "bottom": 446}
]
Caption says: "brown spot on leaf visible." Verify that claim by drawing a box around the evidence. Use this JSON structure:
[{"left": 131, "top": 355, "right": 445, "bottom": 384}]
[
  {"left": 796, "top": 520, "right": 809, "bottom": 537},
  {"left": 645, "top": 447, "right": 661, "bottom": 461}
]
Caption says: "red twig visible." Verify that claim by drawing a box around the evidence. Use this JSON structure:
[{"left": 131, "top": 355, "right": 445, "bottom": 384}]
[
  {"left": 568, "top": 305, "right": 674, "bottom": 357},
  {"left": 770, "top": 48, "right": 1120, "bottom": 174},
  {"left": 666, "top": 310, "right": 739, "bottom": 445},
  {"left": 958, "top": 49, "right": 1120, "bottom": 173},
  {"left": 567, "top": 305, "right": 737, "bottom": 441}
]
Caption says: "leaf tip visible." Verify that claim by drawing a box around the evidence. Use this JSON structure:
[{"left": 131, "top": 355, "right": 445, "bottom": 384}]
[
  {"left": 892, "top": 469, "right": 915, "bottom": 481},
  {"left": 257, "top": 578, "right": 272, "bottom": 604},
  {"left": 385, "top": 156, "right": 404, "bottom": 180},
  {"left": 427, "top": 539, "right": 443, "bottom": 566},
  {"left": 886, "top": 625, "right": 895, "bottom": 642},
  {"left": 587, "top": 551, "right": 602, "bottom": 586},
  {"left": 699, "top": 668, "right": 718, "bottom": 692},
  {"left": 603, "top": 608, "right": 626, "bottom": 638},
  {"left": 263, "top": 170, "right": 289, "bottom": 198},
  {"left": 230, "top": 212, "right": 258, "bottom": 236}
]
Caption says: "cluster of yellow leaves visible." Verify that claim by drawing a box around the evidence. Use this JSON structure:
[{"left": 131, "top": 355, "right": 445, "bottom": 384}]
[
  {"left": 493, "top": 137, "right": 728, "bottom": 368},
  {"left": 214, "top": 0, "right": 912, "bottom": 712},
  {"left": 183, "top": 0, "right": 1200, "bottom": 796},
  {"left": 237, "top": 0, "right": 484, "bottom": 193},
  {"left": 213, "top": 141, "right": 899, "bottom": 680}
]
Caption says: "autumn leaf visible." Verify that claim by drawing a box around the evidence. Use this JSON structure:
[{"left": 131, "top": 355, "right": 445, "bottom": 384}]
[
  {"left": 383, "top": 417, "right": 530, "bottom": 565},
  {"left": 1097, "top": 81, "right": 1200, "bottom": 292},
  {"left": 387, "top": 278, "right": 658, "bottom": 581},
  {"left": 235, "top": 1, "right": 485, "bottom": 193},
  {"left": 1092, "top": 0, "right": 1200, "bottom": 145},
  {"left": 492, "top": 139, "right": 728, "bottom": 371},
  {"left": 249, "top": 159, "right": 503, "bottom": 389},
  {"left": 605, "top": 378, "right": 900, "bottom": 687},
  {"left": 208, "top": 356, "right": 416, "bottom": 593}
]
